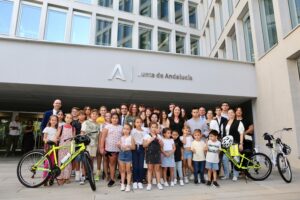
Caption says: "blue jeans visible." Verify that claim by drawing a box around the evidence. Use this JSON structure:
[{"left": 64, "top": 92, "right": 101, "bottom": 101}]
[
  {"left": 193, "top": 161, "right": 205, "bottom": 181},
  {"left": 222, "top": 155, "right": 239, "bottom": 178},
  {"left": 174, "top": 161, "right": 183, "bottom": 179},
  {"left": 132, "top": 145, "right": 145, "bottom": 182}
]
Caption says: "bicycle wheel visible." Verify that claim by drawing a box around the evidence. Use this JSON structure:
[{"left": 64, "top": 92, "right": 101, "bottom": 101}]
[
  {"left": 245, "top": 152, "right": 272, "bottom": 181},
  {"left": 17, "top": 150, "right": 52, "bottom": 188},
  {"left": 83, "top": 152, "right": 96, "bottom": 191},
  {"left": 276, "top": 153, "right": 292, "bottom": 183}
]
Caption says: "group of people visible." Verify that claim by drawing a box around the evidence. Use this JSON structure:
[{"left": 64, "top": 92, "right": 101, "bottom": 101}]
[{"left": 40, "top": 99, "right": 254, "bottom": 191}]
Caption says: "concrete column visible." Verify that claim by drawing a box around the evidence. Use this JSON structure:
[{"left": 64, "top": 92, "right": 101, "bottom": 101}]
[
  {"left": 183, "top": 0, "right": 189, "bottom": 27},
  {"left": 170, "top": 29, "right": 176, "bottom": 53},
  {"left": 38, "top": 1, "right": 47, "bottom": 40},
  {"left": 65, "top": 6, "right": 73, "bottom": 43},
  {"left": 10, "top": 0, "right": 21, "bottom": 36},
  {"left": 185, "top": 32, "right": 191, "bottom": 55},
  {"left": 225, "top": 36, "right": 233, "bottom": 60},
  {"left": 272, "top": 0, "right": 292, "bottom": 39},
  {"left": 133, "top": 0, "right": 139, "bottom": 15},
  {"left": 111, "top": 17, "right": 118, "bottom": 47},
  {"left": 169, "top": 0, "right": 175, "bottom": 24},
  {"left": 152, "top": 25, "right": 158, "bottom": 51},
  {"left": 152, "top": 0, "right": 158, "bottom": 19},
  {"left": 132, "top": 21, "right": 139, "bottom": 49},
  {"left": 90, "top": 12, "right": 97, "bottom": 45}
]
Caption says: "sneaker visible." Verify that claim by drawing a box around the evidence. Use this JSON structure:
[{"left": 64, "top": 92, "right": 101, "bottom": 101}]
[
  {"left": 120, "top": 184, "right": 126, "bottom": 191},
  {"left": 146, "top": 184, "right": 152, "bottom": 191},
  {"left": 179, "top": 180, "right": 184, "bottom": 186},
  {"left": 108, "top": 180, "right": 115, "bottom": 187},
  {"left": 75, "top": 171, "right": 80, "bottom": 182},
  {"left": 232, "top": 176, "right": 238, "bottom": 182},
  {"left": 194, "top": 179, "right": 199, "bottom": 184},
  {"left": 160, "top": 179, "right": 164, "bottom": 184},
  {"left": 212, "top": 181, "right": 220, "bottom": 187},
  {"left": 174, "top": 178, "right": 177, "bottom": 185},
  {"left": 221, "top": 176, "right": 229, "bottom": 180},
  {"left": 125, "top": 185, "right": 131, "bottom": 192},
  {"left": 71, "top": 170, "right": 75, "bottom": 177},
  {"left": 170, "top": 181, "right": 174, "bottom": 187},
  {"left": 49, "top": 179, "right": 54, "bottom": 186},
  {"left": 201, "top": 179, "right": 206, "bottom": 184},
  {"left": 152, "top": 178, "right": 157, "bottom": 184},
  {"left": 79, "top": 176, "right": 85, "bottom": 185},
  {"left": 189, "top": 174, "right": 194, "bottom": 180},
  {"left": 157, "top": 183, "right": 163, "bottom": 190},
  {"left": 206, "top": 181, "right": 212, "bottom": 186},
  {"left": 184, "top": 176, "right": 189, "bottom": 183},
  {"left": 133, "top": 182, "right": 138, "bottom": 189},
  {"left": 164, "top": 182, "right": 169, "bottom": 187},
  {"left": 204, "top": 174, "right": 208, "bottom": 181},
  {"left": 94, "top": 175, "right": 100, "bottom": 181},
  {"left": 138, "top": 182, "right": 143, "bottom": 189}
]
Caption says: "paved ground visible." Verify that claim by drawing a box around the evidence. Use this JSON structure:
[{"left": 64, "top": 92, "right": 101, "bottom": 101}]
[{"left": 1, "top": 157, "right": 300, "bottom": 200}]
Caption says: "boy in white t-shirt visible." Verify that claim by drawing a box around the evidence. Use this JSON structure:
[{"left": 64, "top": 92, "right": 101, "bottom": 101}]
[
  {"left": 205, "top": 130, "right": 221, "bottom": 187},
  {"left": 191, "top": 129, "right": 206, "bottom": 184}
]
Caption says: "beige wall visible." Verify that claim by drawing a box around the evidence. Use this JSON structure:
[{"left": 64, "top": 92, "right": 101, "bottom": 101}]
[{"left": 254, "top": 26, "right": 300, "bottom": 168}]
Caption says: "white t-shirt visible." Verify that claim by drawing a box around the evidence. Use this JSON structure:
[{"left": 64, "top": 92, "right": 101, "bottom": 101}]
[
  {"left": 9, "top": 121, "right": 21, "bottom": 136},
  {"left": 162, "top": 138, "right": 174, "bottom": 151},
  {"left": 191, "top": 140, "right": 206, "bottom": 161},
  {"left": 206, "top": 140, "right": 221, "bottom": 163},
  {"left": 143, "top": 134, "right": 162, "bottom": 142},
  {"left": 180, "top": 135, "right": 193, "bottom": 148},
  {"left": 209, "top": 120, "right": 220, "bottom": 133},
  {"left": 131, "top": 128, "right": 148, "bottom": 145},
  {"left": 225, "top": 122, "right": 245, "bottom": 136},
  {"left": 43, "top": 127, "right": 57, "bottom": 141}
]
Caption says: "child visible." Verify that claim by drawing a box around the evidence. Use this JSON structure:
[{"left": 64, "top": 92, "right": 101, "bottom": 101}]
[
  {"left": 57, "top": 114, "right": 75, "bottom": 185},
  {"left": 143, "top": 122, "right": 164, "bottom": 191},
  {"left": 131, "top": 117, "right": 147, "bottom": 189},
  {"left": 172, "top": 130, "right": 184, "bottom": 186},
  {"left": 80, "top": 109, "right": 100, "bottom": 185},
  {"left": 180, "top": 125, "right": 194, "bottom": 183},
  {"left": 100, "top": 113, "right": 123, "bottom": 187},
  {"left": 205, "top": 130, "right": 221, "bottom": 187},
  {"left": 42, "top": 115, "right": 59, "bottom": 186},
  {"left": 117, "top": 124, "right": 135, "bottom": 192},
  {"left": 191, "top": 129, "right": 206, "bottom": 184},
  {"left": 161, "top": 128, "right": 176, "bottom": 187}
]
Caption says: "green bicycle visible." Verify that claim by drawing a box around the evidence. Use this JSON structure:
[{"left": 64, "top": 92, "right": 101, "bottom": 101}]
[
  {"left": 221, "top": 135, "right": 272, "bottom": 181},
  {"left": 17, "top": 133, "right": 96, "bottom": 191}
]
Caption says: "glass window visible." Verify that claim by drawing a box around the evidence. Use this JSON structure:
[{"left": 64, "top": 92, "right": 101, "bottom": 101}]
[
  {"left": 158, "top": 30, "right": 170, "bottom": 52},
  {"left": 243, "top": 14, "right": 254, "bottom": 62},
  {"left": 75, "top": 0, "right": 92, "bottom": 4},
  {"left": 139, "top": 27, "right": 152, "bottom": 50},
  {"left": 0, "top": 0, "right": 13, "bottom": 35},
  {"left": 228, "top": 0, "right": 233, "bottom": 17},
  {"left": 95, "top": 18, "right": 112, "bottom": 46},
  {"left": 288, "top": 0, "right": 300, "bottom": 28},
  {"left": 98, "top": 0, "right": 113, "bottom": 8},
  {"left": 158, "top": 0, "right": 169, "bottom": 21},
  {"left": 231, "top": 33, "right": 238, "bottom": 60},
  {"left": 190, "top": 37, "right": 199, "bottom": 55},
  {"left": 17, "top": 2, "right": 41, "bottom": 39},
  {"left": 71, "top": 13, "right": 91, "bottom": 45},
  {"left": 44, "top": 8, "right": 67, "bottom": 42},
  {"left": 119, "top": 0, "right": 133, "bottom": 12},
  {"left": 140, "top": 0, "right": 151, "bottom": 17},
  {"left": 259, "top": 0, "right": 278, "bottom": 51},
  {"left": 176, "top": 34, "right": 185, "bottom": 54},
  {"left": 189, "top": 4, "right": 197, "bottom": 28},
  {"left": 175, "top": 1, "right": 183, "bottom": 25},
  {"left": 118, "top": 23, "right": 133, "bottom": 48}
]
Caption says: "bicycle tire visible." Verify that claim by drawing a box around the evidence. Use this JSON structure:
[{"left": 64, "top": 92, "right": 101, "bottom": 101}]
[
  {"left": 83, "top": 152, "right": 96, "bottom": 191},
  {"left": 245, "top": 152, "right": 272, "bottom": 181},
  {"left": 276, "top": 153, "right": 292, "bottom": 183},
  {"left": 17, "top": 150, "right": 52, "bottom": 188}
]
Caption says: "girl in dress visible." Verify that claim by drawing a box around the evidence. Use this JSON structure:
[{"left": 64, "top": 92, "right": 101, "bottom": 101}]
[{"left": 161, "top": 128, "right": 175, "bottom": 187}]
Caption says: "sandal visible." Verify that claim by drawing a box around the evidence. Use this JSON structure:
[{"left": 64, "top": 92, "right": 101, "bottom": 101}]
[{"left": 57, "top": 179, "right": 65, "bottom": 185}]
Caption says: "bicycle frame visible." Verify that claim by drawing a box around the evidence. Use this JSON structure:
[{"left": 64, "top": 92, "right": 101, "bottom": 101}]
[
  {"left": 32, "top": 142, "right": 86, "bottom": 173},
  {"left": 221, "top": 148, "right": 261, "bottom": 170}
]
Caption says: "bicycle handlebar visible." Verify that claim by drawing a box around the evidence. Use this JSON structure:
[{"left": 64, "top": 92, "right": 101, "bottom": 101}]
[{"left": 63, "top": 131, "right": 98, "bottom": 142}]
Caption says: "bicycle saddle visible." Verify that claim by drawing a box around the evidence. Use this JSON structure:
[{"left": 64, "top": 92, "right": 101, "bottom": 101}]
[{"left": 47, "top": 141, "right": 56, "bottom": 146}]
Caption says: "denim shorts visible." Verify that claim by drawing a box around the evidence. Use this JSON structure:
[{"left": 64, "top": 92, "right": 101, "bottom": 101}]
[
  {"left": 119, "top": 151, "right": 132, "bottom": 163},
  {"left": 183, "top": 150, "right": 193, "bottom": 159},
  {"left": 205, "top": 162, "right": 219, "bottom": 170}
]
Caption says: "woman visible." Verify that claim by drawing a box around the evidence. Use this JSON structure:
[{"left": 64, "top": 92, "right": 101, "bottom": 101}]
[
  {"left": 221, "top": 109, "right": 245, "bottom": 181},
  {"left": 160, "top": 110, "right": 170, "bottom": 129},
  {"left": 125, "top": 103, "right": 138, "bottom": 126},
  {"left": 145, "top": 107, "right": 152, "bottom": 127},
  {"left": 22, "top": 120, "right": 35, "bottom": 153},
  {"left": 83, "top": 106, "right": 91, "bottom": 119},
  {"left": 169, "top": 106, "right": 185, "bottom": 136},
  {"left": 181, "top": 108, "right": 188, "bottom": 122},
  {"left": 138, "top": 111, "right": 147, "bottom": 127},
  {"left": 235, "top": 107, "right": 254, "bottom": 151},
  {"left": 201, "top": 110, "right": 214, "bottom": 138}
]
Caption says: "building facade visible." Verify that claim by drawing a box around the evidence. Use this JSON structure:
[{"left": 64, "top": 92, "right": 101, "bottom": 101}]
[{"left": 0, "top": 0, "right": 300, "bottom": 166}]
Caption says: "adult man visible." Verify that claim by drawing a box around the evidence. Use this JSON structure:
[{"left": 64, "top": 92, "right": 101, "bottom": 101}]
[
  {"left": 120, "top": 104, "right": 128, "bottom": 126},
  {"left": 40, "top": 99, "right": 62, "bottom": 133},
  {"left": 168, "top": 103, "right": 175, "bottom": 117},
  {"left": 6, "top": 115, "right": 21, "bottom": 156},
  {"left": 210, "top": 107, "right": 228, "bottom": 137},
  {"left": 221, "top": 102, "right": 230, "bottom": 119},
  {"left": 186, "top": 107, "right": 204, "bottom": 133},
  {"left": 198, "top": 107, "right": 207, "bottom": 127}
]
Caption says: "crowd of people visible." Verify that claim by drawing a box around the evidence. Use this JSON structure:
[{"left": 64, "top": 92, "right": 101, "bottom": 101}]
[{"left": 40, "top": 99, "right": 254, "bottom": 191}]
